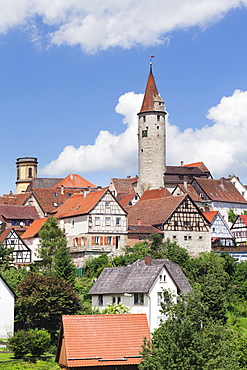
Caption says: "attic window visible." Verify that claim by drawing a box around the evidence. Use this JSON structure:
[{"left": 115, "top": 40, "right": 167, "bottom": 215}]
[
  {"left": 53, "top": 202, "right": 58, "bottom": 207},
  {"left": 53, "top": 192, "right": 58, "bottom": 197},
  {"left": 105, "top": 201, "right": 110, "bottom": 208}
]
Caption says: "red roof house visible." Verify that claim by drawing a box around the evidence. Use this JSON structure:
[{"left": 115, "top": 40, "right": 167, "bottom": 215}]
[{"left": 56, "top": 314, "right": 150, "bottom": 369}]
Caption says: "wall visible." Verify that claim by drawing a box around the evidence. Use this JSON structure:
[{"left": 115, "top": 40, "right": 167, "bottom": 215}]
[{"left": 0, "top": 278, "right": 14, "bottom": 338}]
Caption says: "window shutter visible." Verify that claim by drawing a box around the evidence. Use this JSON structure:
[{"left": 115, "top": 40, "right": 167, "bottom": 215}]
[
  {"left": 100, "top": 236, "right": 103, "bottom": 245},
  {"left": 112, "top": 236, "right": 116, "bottom": 245},
  {"left": 104, "top": 236, "right": 107, "bottom": 245},
  {"left": 91, "top": 236, "right": 94, "bottom": 245},
  {"left": 78, "top": 237, "right": 81, "bottom": 246}
]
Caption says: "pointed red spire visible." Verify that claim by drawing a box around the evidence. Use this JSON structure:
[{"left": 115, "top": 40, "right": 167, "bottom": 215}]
[{"left": 140, "top": 64, "right": 159, "bottom": 113}]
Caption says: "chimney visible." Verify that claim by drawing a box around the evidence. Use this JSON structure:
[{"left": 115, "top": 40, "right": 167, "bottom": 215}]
[
  {"left": 61, "top": 185, "right": 64, "bottom": 195},
  {"left": 181, "top": 161, "right": 184, "bottom": 167},
  {"left": 220, "top": 178, "right": 226, "bottom": 190},
  {"left": 145, "top": 256, "right": 152, "bottom": 266},
  {"left": 137, "top": 219, "right": 141, "bottom": 225},
  {"left": 70, "top": 174, "right": 73, "bottom": 180}
]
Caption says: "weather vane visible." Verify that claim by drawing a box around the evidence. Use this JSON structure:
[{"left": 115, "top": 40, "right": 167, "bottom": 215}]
[{"left": 150, "top": 55, "right": 155, "bottom": 72}]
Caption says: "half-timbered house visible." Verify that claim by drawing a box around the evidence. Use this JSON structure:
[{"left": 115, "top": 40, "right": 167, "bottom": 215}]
[
  {"left": 203, "top": 211, "right": 235, "bottom": 248},
  {"left": 127, "top": 195, "right": 211, "bottom": 257},
  {"left": 0, "top": 228, "right": 31, "bottom": 265},
  {"left": 54, "top": 188, "right": 128, "bottom": 266},
  {"left": 231, "top": 215, "right": 247, "bottom": 245}
]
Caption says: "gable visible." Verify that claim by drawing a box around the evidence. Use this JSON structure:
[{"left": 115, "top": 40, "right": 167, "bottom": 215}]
[{"left": 91, "top": 192, "right": 127, "bottom": 216}]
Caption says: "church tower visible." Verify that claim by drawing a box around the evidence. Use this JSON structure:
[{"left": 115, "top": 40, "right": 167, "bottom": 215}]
[
  {"left": 137, "top": 63, "right": 167, "bottom": 195},
  {"left": 16, "top": 157, "right": 38, "bottom": 194}
]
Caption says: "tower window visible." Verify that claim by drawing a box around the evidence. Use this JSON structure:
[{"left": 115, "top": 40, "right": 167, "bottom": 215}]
[
  {"left": 142, "top": 130, "right": 148, "bottom": 138},
  {"left": 141, "top": 149, "right": 143, "bottom": 152},
  {"left": 157, "top": 115, "right": 160, "bottom": 121},
  {"left": 28, "top": 167, "right": 33, "bottom": 178},
  {"left": 143, "top": 116, "right": 146, "bottom": 122}
]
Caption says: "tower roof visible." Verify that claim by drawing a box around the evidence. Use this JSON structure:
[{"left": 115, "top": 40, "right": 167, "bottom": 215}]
[{"left": 139, "top": 64, "right": 164, "bottom": 113}]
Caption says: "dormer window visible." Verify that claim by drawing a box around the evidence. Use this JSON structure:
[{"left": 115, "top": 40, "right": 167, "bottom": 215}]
[{"left": 53, "top": 192, "right": 58, "bottom": 197}]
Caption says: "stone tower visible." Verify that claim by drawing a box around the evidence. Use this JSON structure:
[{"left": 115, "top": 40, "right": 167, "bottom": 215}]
[
  {"left": 16, "top": 157, "right": 38, "bottom": 194},
  {"left": 137, "top": 63, "right": 167, "bottom": 195}
]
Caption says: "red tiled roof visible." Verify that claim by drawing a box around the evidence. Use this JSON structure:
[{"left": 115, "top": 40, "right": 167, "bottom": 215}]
[
  {"left": 140, "top": 188, "right": 171, "bottom": 201},
  {"left": 54, "top": 174, "right": 97, "bottom": 189},
  {"left": 184, "top": 162, "right": 211, "bottom": 174},
  {"left": 127, "top": 195, "right": 186, "bottom": 226},
  {"left": 21, "top": 217, "right": 49, "bottom": 239},
  {"left": 111, "top": 177, "right": 138, "bottom": 195},
  {"left": 128, "top": 225, "right": 163, "bottom": 234},
  {"left": 29, "top": 188, "right": 82, "bottom": 215},
  {"left": 56, "top": 314, "right": 150, "bottom": 368},
  {"left": 173, "top": 184, "right": 202, "bottom": 202},
  {"left": 194, "top": 178, "right": 247, "bottom": 204},
  {"left": 118, "top": 193, "right": 136, "bottom": 207},
  {"left": 203, "top": 211, "right": 218, "bottom": 223},
  {"left": 0, "top": 228, "right": 11, "bottom": 243},
  {"left": 140, "top": 69, "right": 160, "bottom": 113},
  {"left": 0, "top": 205, "right": 39, "bottom": 220},
  {"left": 0, "top": 193, "right": 30, "bottom": 206},
  {"left": 239, "top": 215, "right": 247, "bottom": 226},
  {"left": 54, "top": 188, "right": 108, "bottom": 219}
]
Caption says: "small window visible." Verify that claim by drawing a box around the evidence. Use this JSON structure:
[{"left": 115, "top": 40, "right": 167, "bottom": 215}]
[
  {"left": 142, "top": 130, "right": 148, "bottom": 138},
  {"left": 28, "top": 167, "right": 33, "bottom": 178},
  {"left": 95, "top": 217, "right": 100, "bottom": 226},
  {"left": 188, "top": 235, "right": 192, "bottom": 240},
  {"left": 107, "top": 236, "right": 112, "bottom": 245},
  {"left": 183, "top": 221, "right": 191, "bottom": 226},
  {"left": 53, "top": 192, "right": 58, "bottom": 197},
  {"left": 71, "top": 220, "right": 75, "bottom": 228},
  {"left": 11, "top": 240, "right": 15, "bottom": 245},
  {"left": 94, "top": 236, "right": 100, "bottom": 244},
  {"left": 116, "top": 218, "right": 121, "bottom": 226},
  {"left": 184, "top": 235, "right": 187, "bottom": 241},
  {"left": 143, "top": 116, "right": 146, "bottom": 122},
  {"left": 157, "top": 126, "right": 159, "bottom": 130},
  {"left": 157, "top": 115, "right": 160, "bottom": 121},
  {"left": 53, "top": 202, "right": 58, "bottom": 207},
  {"left": 105, "top": 201, "right": 110, "bottom": 208},
  {"left": 105, "top": 217, "right": 110, "bottom": 226},
  {"left": 173, "top": 235, "right": 176, "bottom": 239},
  {"left": 141, "top": 149, "right": 144, "bottom": 152},
  {"left": 199, "top": 236, "right": 202, "bottom": 240},
  {"left": 98, "top": 295, "right": 103, "bottom": 306},
  {"left": 212, "top": 227, "right": 215, "bottom": 232},
  {"left": 134, "top": 293, "right": 144, "bottom": 305}
]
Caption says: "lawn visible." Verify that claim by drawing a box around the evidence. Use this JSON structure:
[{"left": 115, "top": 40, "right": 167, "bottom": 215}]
[{"left": 0, "top": 358, "right": 60, "bottom": 369}]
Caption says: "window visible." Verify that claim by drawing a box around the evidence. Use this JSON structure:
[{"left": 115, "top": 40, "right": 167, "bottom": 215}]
[
  {"left": 159, "top": 274, "right": 166, "bottom": 282},
  {"left": 105, "top": 217, "right": 110, "bottom": 226},
  {"left": 184, "top": 235, "right": 188, "bottom": 241},
  {"left": 173, "top": 235, "right": 176, "bottom": 239},
  {"left": 157, "top": 115, "right": 160, "bottom": 121},
  {"left": 28, "top": 167, "right": 33, "bottom": 178},
  {"left": 212, "top": 227, "right": 215, "bottom": 232},
  {"left": 183, "top": 221, "right": 191, "bottom": 226},
  {"left": 71, "top": 220, "right": 75, "bottom": 228},
  {"left": 116, "top": 218, "right": 121, "bottom": 226},
  {"left": 157, "top": 126, "right": 159, "bottom": 130},
  {"left": 107, "top": 236, "right": 112, "bottom": 245},
  {"left": 94, "top": 236, "right": 100, "bottom": 244},
  {"left": 116, "top": 236, "right": 120, "bottom": 249},
  {"left": 199, "top": 236, "right": 202, "bottom": 240},
  {"left": 98, "top": 295, "right": 103, "bottom": 306},
  {"left": 143, "top": 116, "right": 146, "bottom": 122},
  {"left": 105, "top": 201, "right": 110, "bottom": 208},
  {"left": 95, "top": 217, "right": 100, "bottom": 226},
  {"left": 53, "top": 192, "right": 58, "bottom": 197},
  {"left": 142, "top": 130, "right": 148, "bottom": 138},
  {"left": 188, "top": 235, "right": 192, "bottom": 240},
  {"left": 134, "top": 293, "right": 144, "bottom": 305},
  {"left": 112, "top": 296, "right": 121, "bottom": 304},
  {"left": 53, "top": 202, "right": 58, "bottom": 207}
]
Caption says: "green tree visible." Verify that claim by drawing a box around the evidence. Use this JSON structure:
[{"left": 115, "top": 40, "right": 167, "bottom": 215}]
[
  {"left": 2, "top": 266, "right": 28, "bottom": 293},
  {"left": 0, "top": 244, "right": 13, "bottom": 272},
  {"left": 140, "top": 291, "right": 240, "bottom": 370},
  {"left": 228, "top": 208, "right": 237, "bottom": 223},
  {"left": 17, "top": 273, "right": 81, "bottom": 339},
  {"left": 101, "top": 303, "right": 130, "bottom": 314},
  {"left": 52, "top": 243, "right": 77, "bottom": 286},
  {"left": 38, "top": 217, "right": 67, "bottom": 271},
  {"left": 7, "top": 330, "right": 33, "bottom": 358}
]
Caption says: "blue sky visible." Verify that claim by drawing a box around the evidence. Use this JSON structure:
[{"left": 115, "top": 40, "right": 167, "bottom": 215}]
[{"left": 0, "top": 1, "right": 247, "bottom": 195}]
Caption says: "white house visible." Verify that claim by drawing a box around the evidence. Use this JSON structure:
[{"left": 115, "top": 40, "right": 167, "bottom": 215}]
[
  {"left": 21, "top": 217, "right": 49, "bottom": 262},
  {"left": 0, "top": 276, "right": 15, "bottom": 338},
  {"left": 54, "top": 188, "right": 128, "bottom": 266},
  {"left": 227, "top": 174, "right": 247, "bottom": 201},
  {"left": 89, "top": 257, "right": 192, "bottom": 332},
  {"left": 0, "top": 228, "right": 31, "bottom": 266},
  {"left": 203, "top": 211, "right": 235, "bottom": 248}
]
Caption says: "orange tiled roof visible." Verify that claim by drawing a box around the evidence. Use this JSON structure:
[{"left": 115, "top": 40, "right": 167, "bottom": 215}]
[
  {"left": 140, "top": 188, "right": 171, "bottom": 201},
  {"left": 140, "top": 69, "right": 161, "bottom": 113},
  {"left": 53, "top": 174, "right": 97, "bottom": 189},
  {"left": 194, "top": 178, "right": 247, "bottom": 204},
  {"left": 118, "top": 193, "right": 136, "bottom": 207},
  {"left": 238, "top": 215, "right": 247, "bottom": 226},
  {"left": 54, "top": 188, "right": 108, "bottom": 219},
  {"left": 21, "top": 217, "right": 49, "bottom": 239},
  {"left": 174, "top": 184, "right": 202, "bottom": 202},
  {"left": 56, "top": 314, "right": 150, "bottom": 368},
  {"left": 203, "top": 211, "right": 218, "bottom": 223},
  {"left": 127, "top": 195, "right": 186, "bottom": 226},
  {"left": 184, "top": 162, "right": 211, "bottom": 174}
]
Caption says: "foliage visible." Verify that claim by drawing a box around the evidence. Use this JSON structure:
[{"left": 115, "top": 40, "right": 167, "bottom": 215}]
[
  {"left": 2, "top": 267, "right": 29, "bottom": 293},
  {"left": 140, "top": 291, "right": 240, "bottom": 370},
  {"left": 28, "top": 329, "right": 51, "bottom": 357},
  {"left": 228, "top": 208, "right": 237, "bottom": 223},
  {"left": 232, "top": 261, "right": 247, "bottom": 299},
  {"left": 83, "top": 254, "right": 109, "bottom": 278},
  {"left": 0, "top": 359, "right": 60, "bottom": 369},
  {"left": 38, "top": 217, "right": 67, "bottom": 271},
  {"left": 51, "top": 243, "right": 77, "bottom": 286},
  {"left": 17, "top": 272, "right": 81, "bottom": 338},
  {"left": 7, "top": 330, "right": 33, "bottom": 358},
  {"left": 101, "top": 303, "right": 130, "bottom": 314},
  {"left": 7, "top": 329, "right": 50, "bottom": 358},
  {"left": 0, "top": 244, "right": 13, "bottom": 272}
]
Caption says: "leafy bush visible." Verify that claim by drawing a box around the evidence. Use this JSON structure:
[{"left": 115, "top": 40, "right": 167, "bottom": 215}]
[
  {"left": 29, "top": 329, "right": 51, "bottom": 357},
  {"left": 7, "top": 329, "right": 51, "bottom": 358},
  {"left": 7, "top": 330, "right": 32, "bottom": 358}
]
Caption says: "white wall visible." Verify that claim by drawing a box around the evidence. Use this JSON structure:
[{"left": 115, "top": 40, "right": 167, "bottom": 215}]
[{"left": 0, "top": 278, "right": 15, "bottom": 338}]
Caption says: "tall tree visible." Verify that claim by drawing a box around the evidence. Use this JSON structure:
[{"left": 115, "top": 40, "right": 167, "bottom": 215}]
[
  {"left": 38, "top": 217, "right": 67, "bottom": 271},
  {"left": 52, "top": 243, "right": 77, "bottom": 286}
]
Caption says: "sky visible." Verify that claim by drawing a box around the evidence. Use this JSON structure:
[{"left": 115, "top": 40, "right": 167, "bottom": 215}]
[{"left": 1, "top": 0, "right": 247, "bottom": 195}]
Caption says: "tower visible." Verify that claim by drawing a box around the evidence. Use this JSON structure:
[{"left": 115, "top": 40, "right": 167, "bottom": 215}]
[
  {"left": 137, "top": 63, "right": 167, "bottom": 195},
  {"left": 16, "top": 157, "right": 38, "bottom": 194}
]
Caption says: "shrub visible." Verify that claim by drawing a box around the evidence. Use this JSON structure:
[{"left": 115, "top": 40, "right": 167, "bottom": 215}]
[
  {"left": 7, "top": 330, "right": 32, "bottom": 358},
  {"left": 29, "top": 329, "right": 51, "bottom": 357}
]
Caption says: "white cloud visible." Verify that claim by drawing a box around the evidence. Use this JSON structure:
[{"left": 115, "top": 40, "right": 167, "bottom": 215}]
[
  {"left": 0, "top": 0, "right": 247, "bottom": 52},
  {"left": 42, "top": 89, "right": 247, "bottom": 182}
]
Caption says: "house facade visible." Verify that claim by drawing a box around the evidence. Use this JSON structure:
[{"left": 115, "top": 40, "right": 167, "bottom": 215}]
[
  {"left": 55, "top": 189, "right": 128, "bottom": 266},
  {"left": 127, "top": 195, "right": 211, "bottom": 257},
  {"left": 89, "top": 258, "right": 191, "bottom": 332},
  {"left": 231, "top": 215, "right": 247, "bottom": 245},
  {"left": 0, "top": 228, "right": 31, "bottom": 265},
  {"left": 0, "top": 276, "right": 15, "bottom": 338},
  {"left": 203, "top": 211, "right": 235, "bottom": 249}
]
